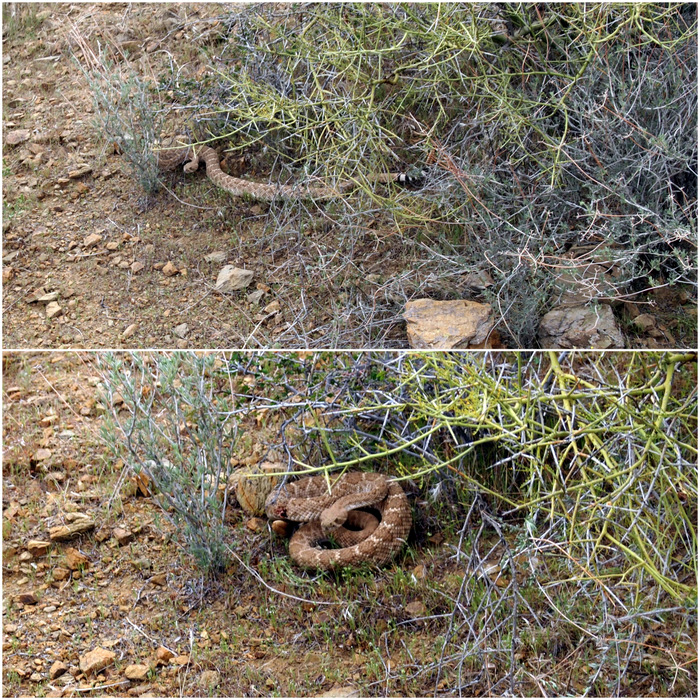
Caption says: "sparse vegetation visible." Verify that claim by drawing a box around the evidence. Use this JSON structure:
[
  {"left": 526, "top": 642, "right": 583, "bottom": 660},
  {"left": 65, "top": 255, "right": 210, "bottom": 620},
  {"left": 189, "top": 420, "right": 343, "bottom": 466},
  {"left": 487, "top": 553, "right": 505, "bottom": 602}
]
[
  {"left": 99, "top": 352, "right": 238, "bottom": 573},
  {"left": 72, "top": 40, "right": 164, "bottom": 195},
  {"left": 90, "top": 349, "right": 698, "bottom": 696},
  {"left": 74, "top": 2, "right": 697, "bottom": 347}
]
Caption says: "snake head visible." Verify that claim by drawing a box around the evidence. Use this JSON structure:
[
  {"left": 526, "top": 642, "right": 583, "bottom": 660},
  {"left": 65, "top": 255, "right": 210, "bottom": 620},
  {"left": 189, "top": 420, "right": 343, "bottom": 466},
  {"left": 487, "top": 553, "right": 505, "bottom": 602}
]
[
  {"left": 266, "top": 501, "right": 287, "bottom": 520},
  {"left": 320, "top": 508, "right": 347, "bottom": 531}
]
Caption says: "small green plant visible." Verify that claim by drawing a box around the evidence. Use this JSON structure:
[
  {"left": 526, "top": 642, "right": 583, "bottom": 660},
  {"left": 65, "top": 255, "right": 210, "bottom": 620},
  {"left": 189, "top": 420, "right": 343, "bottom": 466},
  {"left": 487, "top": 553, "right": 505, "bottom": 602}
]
[
  {"left": 3, "top": 194, "right": 31, "bottom": 222},
  {"left": 99, "top": 352, "right": 238, "bottom": 573},
  {"left": 72, "top": 38, "right": 164, "bottom": 195}
]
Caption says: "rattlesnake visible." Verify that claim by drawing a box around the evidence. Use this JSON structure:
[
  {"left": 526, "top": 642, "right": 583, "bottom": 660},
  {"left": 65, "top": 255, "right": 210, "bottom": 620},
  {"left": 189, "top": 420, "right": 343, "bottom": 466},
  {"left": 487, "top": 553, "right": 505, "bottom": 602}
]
[
  {"left": 265, "top": 472, "right": 411, "bottom": 569},
  {"left": 157, "top": 143, "right": 423, "bottom": 201}
]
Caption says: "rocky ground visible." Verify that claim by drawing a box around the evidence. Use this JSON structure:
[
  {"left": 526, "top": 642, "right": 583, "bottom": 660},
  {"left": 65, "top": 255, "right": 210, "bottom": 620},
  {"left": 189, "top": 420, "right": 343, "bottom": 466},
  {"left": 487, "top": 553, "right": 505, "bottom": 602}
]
[
  {"left": 1, "top": 4, "right": 411, "bottom": 350},
  {"left": 1, "top": 352, "right": 447, "bottom": 697},
  {"left": 2, "top": 3, "right": 696, "bottom": 350}
]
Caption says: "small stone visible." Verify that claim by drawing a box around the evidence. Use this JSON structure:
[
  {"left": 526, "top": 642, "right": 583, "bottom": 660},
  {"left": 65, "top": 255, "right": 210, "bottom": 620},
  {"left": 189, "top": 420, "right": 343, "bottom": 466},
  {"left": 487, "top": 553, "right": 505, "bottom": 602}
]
[
  {"left": 172, "top": 655, "right": 190, "bottom": 665},
  {"left": 27, "top": 539, "right": 52, "bottom": 557},
  {"left": 246, "top": 517, "right": 266, "bottom": 532},
  {"left": 34, "top": 448, "right": 52, "bottom": 461},
  {"left": 263, "top": 300, "right": 281, "bottom": 314},
  {"left": 173, "top": 323, "right": 188, "bottom": 339},
  {"left": 121, "top": 323, "right": 138, "bottom": 340},
  {"left": 405, "top": 600, "right": 427, "bottom": 616},
  {"left": 162, "top": 261, "right": 179, "bottom": 277},
  {"left": 155, "top": 647, "right": 175, "bottom": 663},
  {"left": 6, "top": 129, "right": 30, "bottom": 145},
  {"left": 65, "top": 547, "right": 89, "bottom": 570},
  {"left": 411, "top": 564, "right": 427, "bottom": 579},
  {"left": 82, "top": 233, "right": 102, "bottom": 249},
  {"left": 49, "top": 519, "right": 96, "bottom": 541},
  {"left": 131, "top": 261, "right": 144, "bottom": 274},
  {"left": 79, "top": 647, "right": 116, "bottom": 675},
  {"left": 125, "top": 664, "right": 150, "bottom": 681},
  {"left": 112, "top": 527, "right": 134, "bottom": 546},
  {"left": 40, "top": 414, "right": 58, "bottom": 427},
  {"left": 204, "top": 251, "right": 227, "bottom": 263},
  {"left": 52, "top": 566, "right": 70, "bottom": 581},
  {"left": 215, "top": 265, "right": 253, "bottom": 293},
  {"left": 633, "top": 313, "right": 656, "bottom": 331},
  {"left": 246, "top": 289, "right": 266, "bottom": 304},
  {"left": 49, "top": 660, "right": 68, "bottom": 680},
  {"left": 3, "top": 250, "right": 21, "bottom": 263},
  {"left": 45, "top": 471, "right": 66, "bottom": 487},
  {"left": 36, "top": 291, "right": 60, "bottom": 302},
  {"left": 46, "top": 301, "right": 63, "bottom": 319}
]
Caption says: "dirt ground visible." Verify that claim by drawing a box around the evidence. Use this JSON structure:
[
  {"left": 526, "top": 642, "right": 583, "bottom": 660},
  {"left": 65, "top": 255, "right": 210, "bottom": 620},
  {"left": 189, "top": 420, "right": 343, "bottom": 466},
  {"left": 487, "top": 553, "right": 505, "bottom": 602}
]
[
  {"left": 0, "top": 3, "right": 428, "bottom": 351},
  {"left": 2, "top": 3, "right": 696, "bottom": 351},
  {"left": 3, "top": 352, "right": 697, "bottom": 698},
  {"left": 0, "top": 352, "right": 448, "bottom": 697}
]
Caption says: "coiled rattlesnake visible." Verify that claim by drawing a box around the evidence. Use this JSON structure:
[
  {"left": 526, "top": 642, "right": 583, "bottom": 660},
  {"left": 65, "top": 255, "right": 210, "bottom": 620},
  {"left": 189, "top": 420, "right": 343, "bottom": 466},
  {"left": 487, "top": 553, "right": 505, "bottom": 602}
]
[
  {"left": 157, "top": 143, "right": 423, "bottom": 201},
  {"left": 265, "top": 472, "right": 411, "bottom": 569}
]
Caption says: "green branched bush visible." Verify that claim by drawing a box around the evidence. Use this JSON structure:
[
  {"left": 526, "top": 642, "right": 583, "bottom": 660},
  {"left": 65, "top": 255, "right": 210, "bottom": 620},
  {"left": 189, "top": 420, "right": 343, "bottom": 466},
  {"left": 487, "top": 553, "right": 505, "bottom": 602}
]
[{"left": 80, "top": 3, "right": 696, "bottom": 345}]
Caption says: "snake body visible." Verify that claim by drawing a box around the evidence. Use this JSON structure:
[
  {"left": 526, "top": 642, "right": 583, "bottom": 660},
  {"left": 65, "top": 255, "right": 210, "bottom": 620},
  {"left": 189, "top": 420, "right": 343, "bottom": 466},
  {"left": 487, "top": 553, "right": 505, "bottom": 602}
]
[
  {"left": 157, "top": 144, "right": 422, "bottom": 201},
  {"left": 265, "top": 472, "right": 411, "bottom": 569}
]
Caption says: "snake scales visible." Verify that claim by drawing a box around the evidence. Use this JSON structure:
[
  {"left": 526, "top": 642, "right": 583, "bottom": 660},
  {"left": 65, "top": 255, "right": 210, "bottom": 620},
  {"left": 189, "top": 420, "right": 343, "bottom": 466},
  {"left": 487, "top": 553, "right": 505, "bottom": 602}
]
[
  {"left": 265, "top": 472, "right": 411, "bottom": 569},
  {"left": 157, "top": 143, "right": 423, "bottom": 201}
]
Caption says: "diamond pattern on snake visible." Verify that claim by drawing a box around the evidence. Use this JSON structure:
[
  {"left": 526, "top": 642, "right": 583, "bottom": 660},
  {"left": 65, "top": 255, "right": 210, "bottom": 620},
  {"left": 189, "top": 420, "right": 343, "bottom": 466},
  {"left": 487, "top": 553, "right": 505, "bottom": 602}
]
[
  {"left": 157, "top": 142, "right": 424, "bottom": 201},
  {"left": 265, "top": 472, "right": 411, "bottom": 569}
]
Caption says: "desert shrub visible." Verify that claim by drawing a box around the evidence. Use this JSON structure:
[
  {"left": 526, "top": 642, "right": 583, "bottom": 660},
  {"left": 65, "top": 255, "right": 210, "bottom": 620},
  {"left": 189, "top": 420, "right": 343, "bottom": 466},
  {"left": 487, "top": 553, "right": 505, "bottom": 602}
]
[
  {"left": 99, "top": 352, "right": 238, "bottom": 572},
  {"left": 77, "top": 3, "right": 696, "bottom": 346},
  {"left": 71, "top": 31, "right": 165, "bottom": 195}
]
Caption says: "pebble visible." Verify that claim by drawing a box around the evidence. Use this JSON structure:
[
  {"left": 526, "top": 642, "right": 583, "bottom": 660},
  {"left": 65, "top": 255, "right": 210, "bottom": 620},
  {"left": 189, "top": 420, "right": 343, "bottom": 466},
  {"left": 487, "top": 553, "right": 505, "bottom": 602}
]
[
  {"left": 161, "top": 261, "right": 179, "bottom": 277},
  {"left": 49, "top": 660, "right": 68, "bottom": 680},
  {"left": 82, "top": 233, "right": 102, "bottom": 248},
  {"left": 79, "top": 647, "right": 116, "bottom": 675},
  {"left": 215, "top": 265, "right": 253, "bottom": 292},
  {"left": 125, "top": 663, "right": 150, "bottom": 681}
]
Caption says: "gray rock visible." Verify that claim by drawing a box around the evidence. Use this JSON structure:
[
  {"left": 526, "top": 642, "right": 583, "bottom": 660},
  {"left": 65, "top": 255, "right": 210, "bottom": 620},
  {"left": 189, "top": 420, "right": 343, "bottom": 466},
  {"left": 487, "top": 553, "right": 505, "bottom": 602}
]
[
  {"left": 538, "top": 303, "right": 625, "bottom": 348},
  {"left": 216, "top": 265, "right": 253, "bottom": 293}
]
